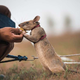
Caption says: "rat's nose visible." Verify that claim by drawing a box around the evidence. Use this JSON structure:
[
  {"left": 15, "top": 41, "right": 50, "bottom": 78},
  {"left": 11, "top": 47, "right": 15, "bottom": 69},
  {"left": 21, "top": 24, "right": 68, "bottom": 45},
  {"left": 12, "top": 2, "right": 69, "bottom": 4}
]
[{"left": 18, "top": 23, "right": 25, "bottom": 27}]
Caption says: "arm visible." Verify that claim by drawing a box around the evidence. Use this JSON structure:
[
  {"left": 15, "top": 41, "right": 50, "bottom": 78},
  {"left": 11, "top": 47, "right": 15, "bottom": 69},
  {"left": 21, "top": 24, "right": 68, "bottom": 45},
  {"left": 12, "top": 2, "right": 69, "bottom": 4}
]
[
  {"left": 24, "top": 32, "right": 41, "bottom": 43},
  {"left": 0, "top": 27, "right": 24, "bottom": 61}
]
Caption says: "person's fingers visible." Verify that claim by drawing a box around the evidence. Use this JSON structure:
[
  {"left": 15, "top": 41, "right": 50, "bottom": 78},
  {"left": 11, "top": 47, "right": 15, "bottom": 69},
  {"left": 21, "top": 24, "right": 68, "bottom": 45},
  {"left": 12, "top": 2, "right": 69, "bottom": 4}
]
[
  {"left": 12, "top": 32, "right": 23, "bottom": 42},
  {"left": 10, "top": 28, "right": 26, "bottom": 42},
  {"left": 11, "top": 28, "right": 22, "bottom": 34},
  {"left": 13, "top": 31, "right": 26, "bottom": 42},
  {"left": 12, "top": 37, "right": 23, "bottom": 42},
  {"left": 12, "top": 38, "right": 23, "bottom": 42}
]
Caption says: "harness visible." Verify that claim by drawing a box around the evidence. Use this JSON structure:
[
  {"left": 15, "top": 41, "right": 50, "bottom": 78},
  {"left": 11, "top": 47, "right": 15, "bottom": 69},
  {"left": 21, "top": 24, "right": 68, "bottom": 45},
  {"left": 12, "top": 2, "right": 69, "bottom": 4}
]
[{"left": 32, "top": 24, "right": 46, "bottom": 43}]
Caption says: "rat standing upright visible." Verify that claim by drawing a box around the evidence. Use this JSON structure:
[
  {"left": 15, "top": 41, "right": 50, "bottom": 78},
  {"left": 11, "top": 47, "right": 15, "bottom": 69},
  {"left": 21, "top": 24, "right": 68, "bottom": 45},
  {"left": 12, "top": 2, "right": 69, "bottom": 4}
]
[{"left": 19, "top": 16, "right": 66, "bottom": 74}]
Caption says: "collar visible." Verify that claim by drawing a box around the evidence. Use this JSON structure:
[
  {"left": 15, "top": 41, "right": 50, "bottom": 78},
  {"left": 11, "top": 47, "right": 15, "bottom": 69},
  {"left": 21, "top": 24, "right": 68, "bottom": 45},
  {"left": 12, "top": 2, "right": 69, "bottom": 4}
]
[{"left": 31, "top": 24, "right": 40, "bottom": 30}]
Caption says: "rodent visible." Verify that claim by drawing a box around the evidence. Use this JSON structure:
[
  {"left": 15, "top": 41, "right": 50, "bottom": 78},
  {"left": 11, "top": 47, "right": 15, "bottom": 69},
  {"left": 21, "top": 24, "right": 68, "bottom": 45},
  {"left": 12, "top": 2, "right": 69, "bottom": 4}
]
[{"left": 19, "top": 16, "right": 66, "bottom": 74}]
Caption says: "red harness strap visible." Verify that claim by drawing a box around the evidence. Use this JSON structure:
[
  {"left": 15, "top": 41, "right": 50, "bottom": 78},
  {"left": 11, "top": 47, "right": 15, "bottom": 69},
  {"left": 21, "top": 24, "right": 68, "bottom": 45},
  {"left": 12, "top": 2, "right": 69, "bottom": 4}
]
[
  {"left": 31, "top": 24, "right": 40, "bottom": 30},
  {"left": 32, "top": 24, "right": 46, "bottom": 41},
  {"left": 39, "top": 34, "right": 46, "bottom": 40}
]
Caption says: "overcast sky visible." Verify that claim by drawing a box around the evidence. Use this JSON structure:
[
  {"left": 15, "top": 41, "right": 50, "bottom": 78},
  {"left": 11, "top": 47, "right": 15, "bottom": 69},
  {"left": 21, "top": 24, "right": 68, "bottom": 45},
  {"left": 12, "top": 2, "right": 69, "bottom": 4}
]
[{"left": 0, "top": 0, "right": 80, "bottom": 35}]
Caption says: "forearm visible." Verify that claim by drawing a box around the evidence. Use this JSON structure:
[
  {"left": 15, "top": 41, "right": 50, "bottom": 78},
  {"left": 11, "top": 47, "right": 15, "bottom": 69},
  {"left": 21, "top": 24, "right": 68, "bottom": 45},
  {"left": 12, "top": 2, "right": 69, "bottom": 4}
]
[{"left": 24, "top": 34, "right": 39, "bottom": 42}]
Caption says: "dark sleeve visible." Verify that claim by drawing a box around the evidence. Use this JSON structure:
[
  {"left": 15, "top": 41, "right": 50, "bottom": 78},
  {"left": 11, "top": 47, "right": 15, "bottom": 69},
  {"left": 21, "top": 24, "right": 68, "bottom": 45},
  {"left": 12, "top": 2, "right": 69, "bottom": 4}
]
[{"left": 0, "top": 13, "right": 15, "bottom": 28}]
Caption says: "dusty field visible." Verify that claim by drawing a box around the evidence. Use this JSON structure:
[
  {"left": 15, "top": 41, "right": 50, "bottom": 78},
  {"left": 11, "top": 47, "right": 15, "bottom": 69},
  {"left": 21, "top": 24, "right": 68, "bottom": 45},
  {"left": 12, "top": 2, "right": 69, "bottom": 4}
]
[{"left": 0, "top": 32, "right": 80, "bottom": 80}]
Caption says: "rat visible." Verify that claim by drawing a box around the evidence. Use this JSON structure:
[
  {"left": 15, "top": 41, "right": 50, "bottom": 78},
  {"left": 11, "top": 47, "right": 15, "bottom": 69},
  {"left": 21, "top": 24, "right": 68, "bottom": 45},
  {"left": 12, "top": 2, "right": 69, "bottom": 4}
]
[{"left": 19, "top": 16, "right": 66, "bottom": 74}]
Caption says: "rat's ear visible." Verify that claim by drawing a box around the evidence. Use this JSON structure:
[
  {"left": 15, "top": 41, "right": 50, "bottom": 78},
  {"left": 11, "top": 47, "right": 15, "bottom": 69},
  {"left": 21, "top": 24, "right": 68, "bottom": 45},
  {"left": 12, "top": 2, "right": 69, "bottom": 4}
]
[{"left": 33, "top": 16, "right": 40, "bottom": 22}]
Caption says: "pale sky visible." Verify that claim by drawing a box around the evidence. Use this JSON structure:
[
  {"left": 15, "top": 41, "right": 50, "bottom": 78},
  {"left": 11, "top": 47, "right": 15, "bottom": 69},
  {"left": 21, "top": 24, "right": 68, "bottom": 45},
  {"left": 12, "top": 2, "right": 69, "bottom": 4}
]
[{"left": 0, "top": 0, "right": 80, "bottom": 35}]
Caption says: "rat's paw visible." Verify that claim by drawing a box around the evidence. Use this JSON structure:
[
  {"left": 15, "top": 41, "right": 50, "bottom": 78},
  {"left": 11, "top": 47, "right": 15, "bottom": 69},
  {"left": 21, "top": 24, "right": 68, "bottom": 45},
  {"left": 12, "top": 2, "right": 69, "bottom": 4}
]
[{"left": 23, "top": 33, "right": 29, "bottom": 38}]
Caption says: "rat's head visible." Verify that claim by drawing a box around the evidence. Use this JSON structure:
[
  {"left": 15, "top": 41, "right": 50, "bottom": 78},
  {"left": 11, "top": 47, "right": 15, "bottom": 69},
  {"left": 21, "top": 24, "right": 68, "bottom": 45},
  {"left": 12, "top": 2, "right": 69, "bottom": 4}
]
[{"left": 19, "top": 16, "right": 40, "bottom": 30}]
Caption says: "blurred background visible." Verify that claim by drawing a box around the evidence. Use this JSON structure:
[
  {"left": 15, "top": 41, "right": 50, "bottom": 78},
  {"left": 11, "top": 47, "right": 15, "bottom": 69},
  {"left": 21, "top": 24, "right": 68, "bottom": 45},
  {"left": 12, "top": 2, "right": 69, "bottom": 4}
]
[
  {"left": 0, "top": 0, "right": 80, "bottom": 72},
  {"left": 0, "top": 0, "right": 80, "bottom": 35}
]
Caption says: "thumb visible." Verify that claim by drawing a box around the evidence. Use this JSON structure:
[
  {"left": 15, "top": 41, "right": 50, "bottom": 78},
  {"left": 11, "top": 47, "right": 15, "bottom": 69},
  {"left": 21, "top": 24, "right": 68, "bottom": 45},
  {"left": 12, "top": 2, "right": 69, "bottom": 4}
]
[
  {"left": 12, "top": 28, "right": 22, "bottom": 34},
  {"left": 12, "top": 32, "right": 23, "bottom": 42}
]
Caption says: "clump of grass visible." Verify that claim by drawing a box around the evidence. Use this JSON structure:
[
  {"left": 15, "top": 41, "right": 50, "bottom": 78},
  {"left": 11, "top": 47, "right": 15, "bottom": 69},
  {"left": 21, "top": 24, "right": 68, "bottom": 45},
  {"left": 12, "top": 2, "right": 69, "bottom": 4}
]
[{"left": 0, "top": 64, "right": 50, "bottom": 80}]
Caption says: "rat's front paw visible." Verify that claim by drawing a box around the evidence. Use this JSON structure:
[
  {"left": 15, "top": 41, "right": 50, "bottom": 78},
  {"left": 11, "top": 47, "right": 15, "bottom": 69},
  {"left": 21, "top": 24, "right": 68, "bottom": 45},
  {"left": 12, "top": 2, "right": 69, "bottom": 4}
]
[
  {"left": 24, "top": 33, "right": 28, "bottom": 37},
  {"left": 23, "top": 33, "right": 30, "bottom": 39}
]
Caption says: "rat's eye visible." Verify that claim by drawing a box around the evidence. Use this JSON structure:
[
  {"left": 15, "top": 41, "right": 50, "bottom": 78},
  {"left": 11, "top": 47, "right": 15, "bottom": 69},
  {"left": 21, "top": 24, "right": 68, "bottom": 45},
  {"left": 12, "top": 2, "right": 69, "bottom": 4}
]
[{"left": 26, "top": 22, "right": 29, "bottom": 24}]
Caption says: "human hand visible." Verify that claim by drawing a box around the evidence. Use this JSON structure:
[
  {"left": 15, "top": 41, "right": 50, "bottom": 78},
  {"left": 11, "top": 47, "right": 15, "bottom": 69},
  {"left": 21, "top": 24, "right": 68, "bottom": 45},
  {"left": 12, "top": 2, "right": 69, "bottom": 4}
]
[{"left": 0, "top": 27, "right": 25, "bottom": 42}]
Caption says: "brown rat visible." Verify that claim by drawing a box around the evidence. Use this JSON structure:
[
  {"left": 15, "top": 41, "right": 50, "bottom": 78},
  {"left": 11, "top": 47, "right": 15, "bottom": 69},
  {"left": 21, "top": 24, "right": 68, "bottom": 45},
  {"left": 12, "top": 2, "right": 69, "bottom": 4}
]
[{"left": 19, "top": 16, "right": 66, "bottom": 74}]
